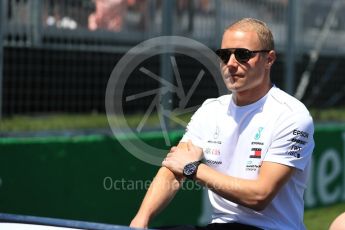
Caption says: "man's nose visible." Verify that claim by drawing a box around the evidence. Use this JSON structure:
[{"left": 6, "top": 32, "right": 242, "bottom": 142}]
[{"left": 226, "top": 53, "right": 238, "bottom": 67}]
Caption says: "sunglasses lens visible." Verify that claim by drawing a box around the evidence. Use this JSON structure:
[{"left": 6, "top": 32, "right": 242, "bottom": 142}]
[
  {"left": 216, "top": 50, "right": 230, "bottom": 64},
  {"left": 216, "top": 48, "right": 254, "bottom": 64},
  {"left": 235, "top": 49, "right": 251, "bottom": 62}
]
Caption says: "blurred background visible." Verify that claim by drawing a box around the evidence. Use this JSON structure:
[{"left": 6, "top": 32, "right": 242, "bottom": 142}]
[{"left": 0, "top": 0, "right": 345, "bottom": 230}]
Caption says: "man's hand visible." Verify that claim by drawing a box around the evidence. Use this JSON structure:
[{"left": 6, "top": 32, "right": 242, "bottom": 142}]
[{"left": 162, "top": 141, "right": 203, "bottom": 175}]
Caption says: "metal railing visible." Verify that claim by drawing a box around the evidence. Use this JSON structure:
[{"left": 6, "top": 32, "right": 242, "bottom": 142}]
[
  {"left": 1, "top": 0, "right": 345, "bottom": 119},
  {"left": 2, "top": 0, "right": 345, "bottom": 52}
]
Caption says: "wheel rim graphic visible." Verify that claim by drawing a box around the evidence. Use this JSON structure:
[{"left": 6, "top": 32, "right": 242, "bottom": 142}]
[{"left": 105, "top": 36, "right": 227, "bottom": 166}]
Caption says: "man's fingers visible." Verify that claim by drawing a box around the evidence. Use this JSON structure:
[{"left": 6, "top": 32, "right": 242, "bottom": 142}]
[
  {"left": 187, "top": 140, "right": 203, "bottom": 159},
  {"left": 187, "top": 140, "right": 196, "bottom": 151},
  {"left": 162, "top": 158, "right": 168, "bottom": 167},
  {"left": 170, "top": 146, "right": 178, "bottom": 153},
  {"left": 187, "top": 140, "right": 192, "bottom": 151},
  {"left": 162, "top": 157, "right": 174, "bottom": 170}
]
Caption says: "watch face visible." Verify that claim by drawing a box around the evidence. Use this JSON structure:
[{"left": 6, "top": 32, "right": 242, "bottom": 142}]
[{"left": 184, "top": 163, "right": 197, "bottom": 176}]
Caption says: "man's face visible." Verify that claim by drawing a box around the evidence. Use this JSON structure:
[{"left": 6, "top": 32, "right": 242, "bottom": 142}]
[{"left": 220, "top": 29, "right": 270, "bottom": 94}]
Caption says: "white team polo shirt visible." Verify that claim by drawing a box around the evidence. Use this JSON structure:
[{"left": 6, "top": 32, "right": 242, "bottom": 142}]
[{"left": 181, "top": 86, "right": 315, "bottom": 230}]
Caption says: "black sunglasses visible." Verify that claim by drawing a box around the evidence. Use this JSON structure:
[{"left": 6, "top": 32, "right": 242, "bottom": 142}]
[{"left": 215, "top": 48, "right": 270, "bottom": 64}]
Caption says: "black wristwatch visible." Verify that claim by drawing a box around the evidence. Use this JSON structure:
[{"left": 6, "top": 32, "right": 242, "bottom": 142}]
[{"left": 183, "top": 161, "right": 201, "bottom": 180}]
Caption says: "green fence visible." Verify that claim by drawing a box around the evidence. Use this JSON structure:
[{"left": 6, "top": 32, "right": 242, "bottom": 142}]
[
  {"left": 0, "top": 131, "right": 202, "bottom": 227},
  {"left": 305, "top": 124, "right": 345, "bottom": 209},
  {"left": 0, "top": 124, "right": 345, "bottom": 226}
]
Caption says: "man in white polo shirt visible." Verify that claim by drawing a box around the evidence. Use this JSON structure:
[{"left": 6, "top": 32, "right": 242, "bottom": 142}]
[{"left": 130, "top": 18, "right": 314, "bottom": 230}]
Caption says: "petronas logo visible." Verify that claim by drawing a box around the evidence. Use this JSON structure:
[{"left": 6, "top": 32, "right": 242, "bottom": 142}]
[{"left": 255, "top": 127, "right": 264, "bottom": 140}]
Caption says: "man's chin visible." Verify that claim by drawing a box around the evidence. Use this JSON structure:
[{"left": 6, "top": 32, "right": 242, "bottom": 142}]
[
  {"left": 227, "top": 85, "right": 247, "bottom": 94},
  {"left": 226, "top": 86, "right": 238, "bottom": 93}
]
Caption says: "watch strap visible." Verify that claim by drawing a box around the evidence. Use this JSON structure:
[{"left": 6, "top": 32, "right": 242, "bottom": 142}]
[{"left": 184, "top": 161, "right": 201, "bottom": 180}]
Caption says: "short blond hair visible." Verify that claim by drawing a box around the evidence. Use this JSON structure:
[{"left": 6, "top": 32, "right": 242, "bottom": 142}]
[{"left": 225, "top": 18, "right": 275, "bottom": 50}]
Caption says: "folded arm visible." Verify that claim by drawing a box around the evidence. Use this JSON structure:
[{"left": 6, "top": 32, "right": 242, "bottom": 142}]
[
  {"left": 163, "top": 141, "right": 295, "bottom": 211},
  {"left": 195, "top": 161, "right": 294, "bottom": 211}
]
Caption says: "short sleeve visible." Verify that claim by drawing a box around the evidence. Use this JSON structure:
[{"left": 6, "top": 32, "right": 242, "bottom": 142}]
[
  {"left": 263, "top": 112, "right": 315, "bottom": 171},
  {"left": 180, "top": 100, "right": 211, "bottom": 148}
]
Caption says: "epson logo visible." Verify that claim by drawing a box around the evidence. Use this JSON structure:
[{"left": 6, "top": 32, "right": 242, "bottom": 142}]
[{"left": 293, "top": 129, "right": 309, "bottom": 138}]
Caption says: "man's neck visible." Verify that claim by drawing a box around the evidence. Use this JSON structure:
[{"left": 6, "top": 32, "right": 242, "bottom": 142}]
[{"left": 233, "top": 83, "right": 273, "bottom": 106}]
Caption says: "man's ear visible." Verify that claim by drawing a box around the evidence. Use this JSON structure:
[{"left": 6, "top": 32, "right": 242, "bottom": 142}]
[{"left": 266, "top": 50, "right": 276, "bottom": 69}]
